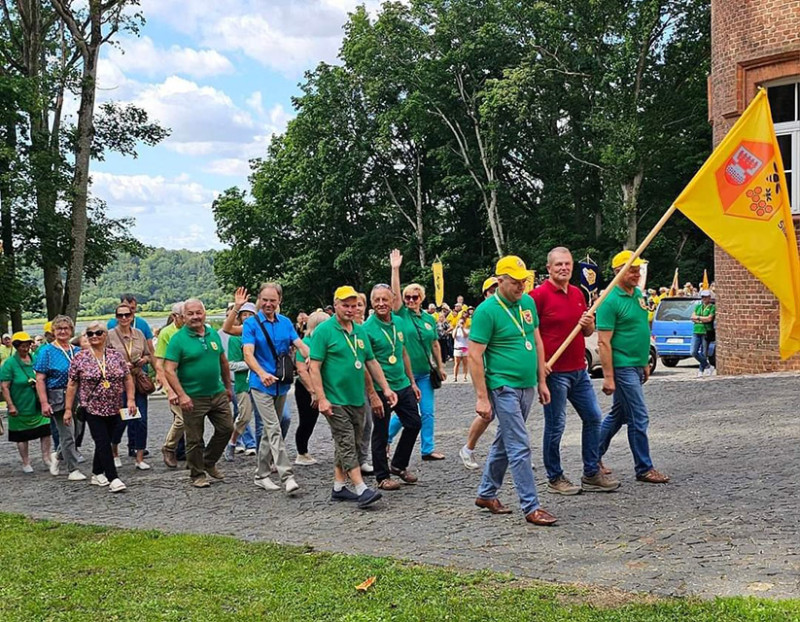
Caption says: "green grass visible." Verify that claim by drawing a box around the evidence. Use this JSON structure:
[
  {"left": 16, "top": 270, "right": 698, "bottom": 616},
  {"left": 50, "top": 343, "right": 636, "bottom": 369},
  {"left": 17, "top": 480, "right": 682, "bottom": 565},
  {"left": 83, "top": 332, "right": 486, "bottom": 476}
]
[{"left": 0, "top": 513, "right": 797, "bottom": 621}]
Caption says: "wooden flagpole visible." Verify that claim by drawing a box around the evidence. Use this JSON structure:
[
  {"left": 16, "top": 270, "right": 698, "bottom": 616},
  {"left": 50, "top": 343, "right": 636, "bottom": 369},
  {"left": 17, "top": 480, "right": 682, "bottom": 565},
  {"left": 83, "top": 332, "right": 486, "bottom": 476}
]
[{"left": 546, "top": 204, "right": 678, "bottom": 368}]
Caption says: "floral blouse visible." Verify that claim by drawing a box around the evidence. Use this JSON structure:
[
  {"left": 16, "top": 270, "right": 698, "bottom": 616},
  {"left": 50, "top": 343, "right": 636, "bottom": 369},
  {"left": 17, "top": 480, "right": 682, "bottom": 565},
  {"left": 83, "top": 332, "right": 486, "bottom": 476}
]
[{"left": 68, "top": 348, "right": 129, "bottom": 417}]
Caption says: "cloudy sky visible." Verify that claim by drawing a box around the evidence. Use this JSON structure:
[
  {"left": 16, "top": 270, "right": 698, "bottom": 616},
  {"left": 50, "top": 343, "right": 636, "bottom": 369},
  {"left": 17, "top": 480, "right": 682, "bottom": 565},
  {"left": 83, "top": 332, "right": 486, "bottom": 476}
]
[{"left": 92, "top": 0, "right": 382, "bottom": 250}]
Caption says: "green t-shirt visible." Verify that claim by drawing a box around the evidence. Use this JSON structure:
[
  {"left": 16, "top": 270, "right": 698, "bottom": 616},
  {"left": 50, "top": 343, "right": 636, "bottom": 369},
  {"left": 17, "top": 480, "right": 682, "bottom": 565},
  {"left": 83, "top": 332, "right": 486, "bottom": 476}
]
[
  {"left": 164, "top": 325, "right": 226, "bottom": 398},
  {"left": 155, "top": 322, "right": 179, "bottom": 359},
  {"left": 596, "top": 286, "right": 651, "bottom": 368},
  {"left": 693, "top": 303, "right": 716, "bottom": 335},
  {"left": 0, "top": 353, "right": 48, "bottom": 431},
  {"left": 363, "top": 314, "right": 411, "bottom": 393},
  {"left": 227, "top": 334, "right": 249, "bottom": 394},
  {"left": 309, "top": 316, "right": 374, "bottom": 407},
  {"left": 295, "top": 335, "right": 312, "bottom": 363},
  {"left": 394, "top": 306, "right": 437, "bottom": 375},
  {"left": 469, "top": 293, "right": 540, "bottom": 390}
]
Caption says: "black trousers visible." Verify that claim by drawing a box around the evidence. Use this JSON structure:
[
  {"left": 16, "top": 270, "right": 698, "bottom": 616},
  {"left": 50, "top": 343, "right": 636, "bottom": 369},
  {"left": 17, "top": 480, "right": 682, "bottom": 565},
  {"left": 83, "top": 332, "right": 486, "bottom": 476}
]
[
  {"left": 294, "top": 382, "right": 319, "bottom": 455},
  {"left": 372, "top": 385, "right": 421, "bottom": 481},
  {"left": 86, "top": 413, "right": 121, "bottom": 481}
]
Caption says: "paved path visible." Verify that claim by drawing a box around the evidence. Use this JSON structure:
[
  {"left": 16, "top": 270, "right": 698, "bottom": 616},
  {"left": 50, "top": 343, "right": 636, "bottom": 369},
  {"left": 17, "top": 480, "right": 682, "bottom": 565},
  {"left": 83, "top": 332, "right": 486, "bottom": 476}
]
[{"left": 1, "top": 369, "right": 798, "bottom": 600}]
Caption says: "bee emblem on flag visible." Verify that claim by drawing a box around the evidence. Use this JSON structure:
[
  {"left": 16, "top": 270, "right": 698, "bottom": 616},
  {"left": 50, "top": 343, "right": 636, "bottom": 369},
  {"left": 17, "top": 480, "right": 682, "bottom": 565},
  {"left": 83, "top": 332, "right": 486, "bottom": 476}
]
[{"left": 715, "top": 140, "right": 780, "bottom": 222}]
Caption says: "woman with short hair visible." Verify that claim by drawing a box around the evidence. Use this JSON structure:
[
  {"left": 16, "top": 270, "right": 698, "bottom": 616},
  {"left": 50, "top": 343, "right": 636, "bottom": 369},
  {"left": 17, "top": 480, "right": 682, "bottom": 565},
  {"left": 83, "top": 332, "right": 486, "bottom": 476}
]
[
  {"left": 65, "top": 321, "right": 136, "bottom": 492},
  {"left": 293, "top": 311, "right": 329, "bottom": 465},
  {"left": 34, "top": 315, "right": 86, "bottom": 480},
  {"left": 1, "top": 332, "right": 52, "bottom": 473},
  {"left": 107, "top": 303, "right": 152, "bottom": 470}
]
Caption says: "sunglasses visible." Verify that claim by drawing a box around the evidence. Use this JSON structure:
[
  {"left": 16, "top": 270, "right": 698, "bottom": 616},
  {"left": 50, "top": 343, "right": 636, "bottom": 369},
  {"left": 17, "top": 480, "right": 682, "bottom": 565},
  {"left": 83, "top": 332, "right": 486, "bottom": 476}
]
[
  {"left": 404, "top": 294, "right": 420, "bottom": 301},
  {"left": 86, "top": 330, "right": 105, "bottom": 337},
  {"left": 116, "top": 312, "right": 132, "bottom": 318}
]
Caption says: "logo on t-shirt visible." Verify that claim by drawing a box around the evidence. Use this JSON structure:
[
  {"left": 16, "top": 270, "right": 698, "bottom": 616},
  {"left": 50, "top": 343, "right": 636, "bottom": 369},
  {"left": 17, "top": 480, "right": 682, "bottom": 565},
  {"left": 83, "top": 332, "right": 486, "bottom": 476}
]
[
  {"left": 424, "top": 323, "right": 432, "bottom": 331},
  {"left": 638, "top": 297, "right": 649, "bottom": 311},
  {"left": 522, "top": 310, "right": 534, "bottom": 324},
  {"left": 357, "top": 339, "right": 365, "bottom": 349},
  {"left": 398, "top": 332, "right": 404, "bottom": 342},
  {"left": 210, "top": 341, "right": 219, "bottom": 351}
]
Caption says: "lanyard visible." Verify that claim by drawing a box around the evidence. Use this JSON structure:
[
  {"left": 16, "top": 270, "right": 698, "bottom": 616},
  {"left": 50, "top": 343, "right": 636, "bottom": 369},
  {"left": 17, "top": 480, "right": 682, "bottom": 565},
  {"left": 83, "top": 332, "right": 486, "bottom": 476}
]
[
  {"left": 494, "top": 293, "right": 527, "bottom": 339},
  {"left": 55, "top": 343, "right": 76, "bottom": 363},
  {"left": 342, "top": 329, "right": 359, "bottom": 360},
  {"left": 93, "top": 351, "right": 108, "bottom": 384},
  {"left": 379, "top": 324, "right": 397, "bottom": 354}
]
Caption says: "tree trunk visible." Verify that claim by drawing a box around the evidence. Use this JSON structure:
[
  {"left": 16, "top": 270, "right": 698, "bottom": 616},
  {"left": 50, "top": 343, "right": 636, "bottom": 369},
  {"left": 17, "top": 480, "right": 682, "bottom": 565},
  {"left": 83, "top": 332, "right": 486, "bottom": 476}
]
[
  {"left": 486, "top": 184, "right": 504, "bottom": 257},
  {"left": 62, "top": 9, "right": 102, "bottom": 320},
  {"left": 414, "top": 152, "right": 426, "bottom": 268},
  {"left": 621, "top": 170, "right": 644, "bottom": 249},
  {"left": 0, "top": 120, "right": 23, "bottom": 332}
]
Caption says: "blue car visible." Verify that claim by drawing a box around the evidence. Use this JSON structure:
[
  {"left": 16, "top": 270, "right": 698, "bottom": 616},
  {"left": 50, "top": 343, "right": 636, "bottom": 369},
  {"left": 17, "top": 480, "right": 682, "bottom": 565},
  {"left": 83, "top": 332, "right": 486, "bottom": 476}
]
[{"left": 651, "top": 296, "right": 700, "bottom": 367}]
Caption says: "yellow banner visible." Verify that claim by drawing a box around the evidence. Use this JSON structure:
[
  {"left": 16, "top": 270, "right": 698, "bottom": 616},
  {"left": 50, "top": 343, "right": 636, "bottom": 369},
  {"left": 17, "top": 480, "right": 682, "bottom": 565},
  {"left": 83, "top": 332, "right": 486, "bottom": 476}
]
[
  {"left": 701, "top": 269, "right": 710, "bottom": 291},
  {"left": 673, "top": 89, "right": 800, "bottom": 359},
  {"left": 432, "top": 259, "right": 444, "bottom": 306}
]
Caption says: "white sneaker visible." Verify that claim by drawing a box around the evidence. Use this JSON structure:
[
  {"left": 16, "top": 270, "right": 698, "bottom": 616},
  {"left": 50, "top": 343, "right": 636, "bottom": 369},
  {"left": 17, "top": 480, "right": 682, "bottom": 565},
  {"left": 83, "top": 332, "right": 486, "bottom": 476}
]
[
  {"left": 91, "top": 474, "right": 109, "bottom": 487},
  {"left": 459, "top": 445, "right": 480, "bottom": 470},
  {"left": 244, "top": 448, "right": 257, "bottom": 456},
  {"left": 109, "top": 478, "right": 127, "bottom": 492},
  {"left": 22, "top": 464, "right": 34, "bottom": 474},
  {"left": 254, "top": 476, "right": 280, "bottom": 491},
  {"left": 294, "top": 453, "right": 318, "bottom": 465},
  {"left": 705, "top": 366, "right": 715, "bottom": 376},
  {"left": 360, "top": 462, "right": 374, "bottom": 474},
  {"left": 49, "top": 452, "right": 60, "bottom": 476},
  {"left": 135, "top": 461, "right": 151, "bottom": 470},
  {"left": 285, "top": 477, "right": 300, "bottom": 493},
  {"left": 697, "top": 370, "right": 704, "bottom": 377},
  {"left": 114, "top": 457, "right": 122, "bottom": 468},
  {"left": 68, "top": 469, "right": 87, "bottom": 481},
  {"left": 235, "top": 445, "right": 246, "bottom": 454}
]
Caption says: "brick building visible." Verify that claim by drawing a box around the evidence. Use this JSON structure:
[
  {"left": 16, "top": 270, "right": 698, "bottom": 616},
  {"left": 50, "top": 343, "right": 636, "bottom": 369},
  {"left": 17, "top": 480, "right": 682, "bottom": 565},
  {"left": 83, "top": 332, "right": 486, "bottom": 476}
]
[{"left": 710, "top": 0, "right": 800, "bottom": 374}]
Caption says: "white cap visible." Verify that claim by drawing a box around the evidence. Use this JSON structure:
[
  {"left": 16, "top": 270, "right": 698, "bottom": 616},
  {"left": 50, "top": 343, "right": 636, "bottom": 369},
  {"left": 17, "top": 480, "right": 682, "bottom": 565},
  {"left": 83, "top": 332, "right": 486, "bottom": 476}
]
[
  {"left": 238, "top": 302, "right": 258, "bottom": 315},
  {"left": 700, "top": 289, "right": 712, "bottom": 297}
]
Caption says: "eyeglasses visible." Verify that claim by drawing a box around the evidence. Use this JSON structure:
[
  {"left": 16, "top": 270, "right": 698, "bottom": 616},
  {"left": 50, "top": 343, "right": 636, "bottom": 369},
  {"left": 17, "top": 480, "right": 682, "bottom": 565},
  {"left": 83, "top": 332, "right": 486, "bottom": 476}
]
[
  {"left": 374, "top": 283, "right": 391, "bottom": 290},
  {"left": 404, "top": 294, "right": 420, "bottom": 301},
  {"left": 86, "top": 330, "right": 105, "bottom": 337},
  {"left": 116, "top": 312, "right": 132, "bottom": 318}
]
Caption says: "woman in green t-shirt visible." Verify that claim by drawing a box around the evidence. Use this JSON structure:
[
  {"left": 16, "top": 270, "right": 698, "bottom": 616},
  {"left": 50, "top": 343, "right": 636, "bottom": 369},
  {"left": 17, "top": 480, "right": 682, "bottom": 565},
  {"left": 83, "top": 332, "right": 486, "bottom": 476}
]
[{"left": 1, "top": 332, "right": 52, "bottom": 473}]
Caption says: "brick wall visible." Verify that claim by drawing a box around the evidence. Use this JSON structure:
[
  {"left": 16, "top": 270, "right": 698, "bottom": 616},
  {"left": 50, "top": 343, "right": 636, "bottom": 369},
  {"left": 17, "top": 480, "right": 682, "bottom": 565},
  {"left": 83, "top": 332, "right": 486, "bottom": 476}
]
[{"left": 710, "top": 0, "right": 800, "bottom": 374}]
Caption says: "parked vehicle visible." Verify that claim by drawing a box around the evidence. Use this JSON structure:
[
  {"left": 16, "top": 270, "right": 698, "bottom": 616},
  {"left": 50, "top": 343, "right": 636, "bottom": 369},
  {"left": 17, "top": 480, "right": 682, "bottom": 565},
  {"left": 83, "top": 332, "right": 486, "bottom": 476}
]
[
  {"left": 585, "top": 332, "right": 657, "bottom": 377},
  {"left": 651, "top": 296, "right": 701, "bottom": 367}
]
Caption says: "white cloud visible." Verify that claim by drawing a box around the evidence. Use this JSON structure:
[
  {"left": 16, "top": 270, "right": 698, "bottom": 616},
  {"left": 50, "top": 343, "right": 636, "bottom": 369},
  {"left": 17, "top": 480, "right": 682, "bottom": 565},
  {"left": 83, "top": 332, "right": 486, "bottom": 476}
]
[
  {"left": 108, "top": 36, "right": 235, "bottom": 79},
  {"left": 91, "top": 172, "right": 222, "bottom": 250},
  {"left": 203, "top": 158, "right": 252, "bottom": 177}
]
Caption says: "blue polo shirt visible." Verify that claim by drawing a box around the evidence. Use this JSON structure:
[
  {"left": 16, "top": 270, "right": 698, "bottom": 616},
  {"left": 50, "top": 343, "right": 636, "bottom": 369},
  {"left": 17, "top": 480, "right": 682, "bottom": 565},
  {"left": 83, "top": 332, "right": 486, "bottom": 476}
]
[{"left": 242, "top": 311, "right": 298, "bottom": 396}]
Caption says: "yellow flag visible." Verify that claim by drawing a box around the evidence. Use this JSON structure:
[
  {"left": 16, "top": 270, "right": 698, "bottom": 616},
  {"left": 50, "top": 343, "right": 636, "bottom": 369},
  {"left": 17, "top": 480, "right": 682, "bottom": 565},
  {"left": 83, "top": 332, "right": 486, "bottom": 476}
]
[
  {"left": 673, "top": 89, "right": 800, "bottom": 359},
  {"left": 667, "top": 268, "right": 679, "bottom": 297},
  {"left": 432, "top": 258, "right": 444, "bottom": 306},
  {"left": 701, "top": 269, "right": 710, "bottom": 291}
]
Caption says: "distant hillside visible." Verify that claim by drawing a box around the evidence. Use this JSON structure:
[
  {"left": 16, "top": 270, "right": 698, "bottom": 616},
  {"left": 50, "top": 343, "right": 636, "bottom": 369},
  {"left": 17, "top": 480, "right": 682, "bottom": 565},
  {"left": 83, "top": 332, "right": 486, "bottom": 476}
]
[{"left": 78, "top": 248, "right": 229, "bottom": 315}]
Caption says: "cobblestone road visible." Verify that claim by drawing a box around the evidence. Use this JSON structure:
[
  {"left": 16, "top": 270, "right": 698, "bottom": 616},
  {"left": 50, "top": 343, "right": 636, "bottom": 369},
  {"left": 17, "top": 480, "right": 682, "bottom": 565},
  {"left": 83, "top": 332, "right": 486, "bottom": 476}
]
[{"left": 1, "top": 369, "right": 798, "bottom": 600}]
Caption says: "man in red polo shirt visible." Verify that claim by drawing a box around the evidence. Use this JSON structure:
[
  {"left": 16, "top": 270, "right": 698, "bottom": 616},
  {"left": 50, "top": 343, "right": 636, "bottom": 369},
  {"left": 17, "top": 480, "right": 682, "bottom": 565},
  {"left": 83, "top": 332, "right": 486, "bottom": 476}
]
[{"left": 532, "top": 247, "right": 620, "bottom": 495}]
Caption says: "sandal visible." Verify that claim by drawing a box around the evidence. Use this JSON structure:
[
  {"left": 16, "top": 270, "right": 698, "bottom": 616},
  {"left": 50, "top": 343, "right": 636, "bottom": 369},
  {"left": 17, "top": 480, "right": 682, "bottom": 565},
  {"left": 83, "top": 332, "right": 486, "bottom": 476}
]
[
  {"left": 377, "top": 479, "right": 401, "bottom": 490},
  {"left": 389, "top": 467, "right": 418, "bottom": 484}
]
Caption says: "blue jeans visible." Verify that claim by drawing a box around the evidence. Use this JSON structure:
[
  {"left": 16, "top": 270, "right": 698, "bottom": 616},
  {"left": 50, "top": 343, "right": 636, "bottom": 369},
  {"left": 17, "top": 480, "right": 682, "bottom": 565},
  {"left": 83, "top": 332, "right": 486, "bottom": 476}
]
[
  {"left": 543, "top": 370, "right": 601, "bottom": 480},
  {"left": 389, "top": 372, "right": 435, "bottom": 455},
  {"left": 477, "top": 386, "right": 540, "bottom": 515},
  {"left": 113, "top": 391, "right": 149, "bottom": 451},
  {"left": 691, "top": 334, "right": 709, "bottom": 371},
  {"left": 598, "top": 367, "right": 654, "bottom": 476}
]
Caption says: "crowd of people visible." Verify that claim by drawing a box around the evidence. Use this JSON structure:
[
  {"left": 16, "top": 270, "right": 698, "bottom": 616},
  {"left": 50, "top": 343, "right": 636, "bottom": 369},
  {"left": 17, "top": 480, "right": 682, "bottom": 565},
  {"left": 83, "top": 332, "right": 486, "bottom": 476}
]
[{"left": 1, "top": 249, "right": 679, "bottom": 525}]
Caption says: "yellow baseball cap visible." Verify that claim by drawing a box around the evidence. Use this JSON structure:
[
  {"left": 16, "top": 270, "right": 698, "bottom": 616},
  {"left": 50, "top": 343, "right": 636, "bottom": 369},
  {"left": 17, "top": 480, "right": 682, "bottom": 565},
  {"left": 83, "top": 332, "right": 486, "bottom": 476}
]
[
  {"left": 334, "top": 285, "right": 359, "bottom": 301},
  {"left": 11, "top": 331, "right": 33, "bottom": 345},
  {"left": 495, "top": 256, "right": 533, "bottom": 281},
  {"left": 43, "top": 321, "right": 53, "bottom": 333},
  {"left": 611, "top": 250, "right": 644, "bottom": 269},
  {"left": 481, "top": 277, "right": 499, "bottom": 293}
]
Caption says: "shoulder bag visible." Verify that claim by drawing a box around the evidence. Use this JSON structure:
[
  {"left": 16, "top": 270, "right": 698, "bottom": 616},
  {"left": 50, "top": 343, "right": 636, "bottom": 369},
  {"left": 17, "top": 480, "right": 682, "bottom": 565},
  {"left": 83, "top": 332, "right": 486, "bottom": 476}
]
[
  {"left": 412, "top": 316, "right": 442, "bottom": 390},
  {"left": 115, "top": 331, "right": 156, "bottom": 395},
  {"left": 257, "top": 319, "right": 295, "bottom": 385}
]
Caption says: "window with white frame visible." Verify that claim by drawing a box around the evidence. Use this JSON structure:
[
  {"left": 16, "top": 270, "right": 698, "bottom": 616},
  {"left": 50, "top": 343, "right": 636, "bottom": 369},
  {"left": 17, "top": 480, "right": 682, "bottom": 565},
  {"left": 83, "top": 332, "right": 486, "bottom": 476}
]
[{"left": 767, "top": 80, "right": 800, "bottom": 214}]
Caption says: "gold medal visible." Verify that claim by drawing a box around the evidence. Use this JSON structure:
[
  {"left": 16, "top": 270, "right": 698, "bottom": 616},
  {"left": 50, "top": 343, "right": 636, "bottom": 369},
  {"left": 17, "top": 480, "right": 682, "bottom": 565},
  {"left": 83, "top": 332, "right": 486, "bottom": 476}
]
[
  {"left": 102, "top": 380, "right": 110, "bottom": 389},
  {"left": 388, "top": 355, "right": 398, "bottom": 365}
]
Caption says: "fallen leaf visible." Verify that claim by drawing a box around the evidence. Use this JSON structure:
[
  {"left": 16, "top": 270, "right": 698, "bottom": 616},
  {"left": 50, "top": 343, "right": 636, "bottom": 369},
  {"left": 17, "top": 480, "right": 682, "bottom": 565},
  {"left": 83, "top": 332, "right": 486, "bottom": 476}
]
[
  {"left": 747, "top": 582, "right": 773, "bottom": 592},
  {"left": 356, "top": 577, "right": 377, "bottom": 592}
]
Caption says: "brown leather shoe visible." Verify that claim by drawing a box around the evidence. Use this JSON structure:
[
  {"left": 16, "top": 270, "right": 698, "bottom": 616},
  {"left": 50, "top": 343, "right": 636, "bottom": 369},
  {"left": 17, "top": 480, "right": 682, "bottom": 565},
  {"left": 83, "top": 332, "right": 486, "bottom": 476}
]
[
  {"left": 389, "top": 467, "right": 418, "bottom": 483},
  {"left": 377, "top": 479, "right": 401, "bottom": 490},
  {"left": 161, "top": 447, "right": 177, "bottom": 469},
  {"left": 475, "top": 497, "right": 512, "bottom": 514},
  {"left": 636, "top": 469, "right": 670, "bottom": 484},
  {"left": 525, "top": 508, "right": 557, "bottom": 526},
  {"left": 205, "top": 466, "right": 225, "bottom": 480}
]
